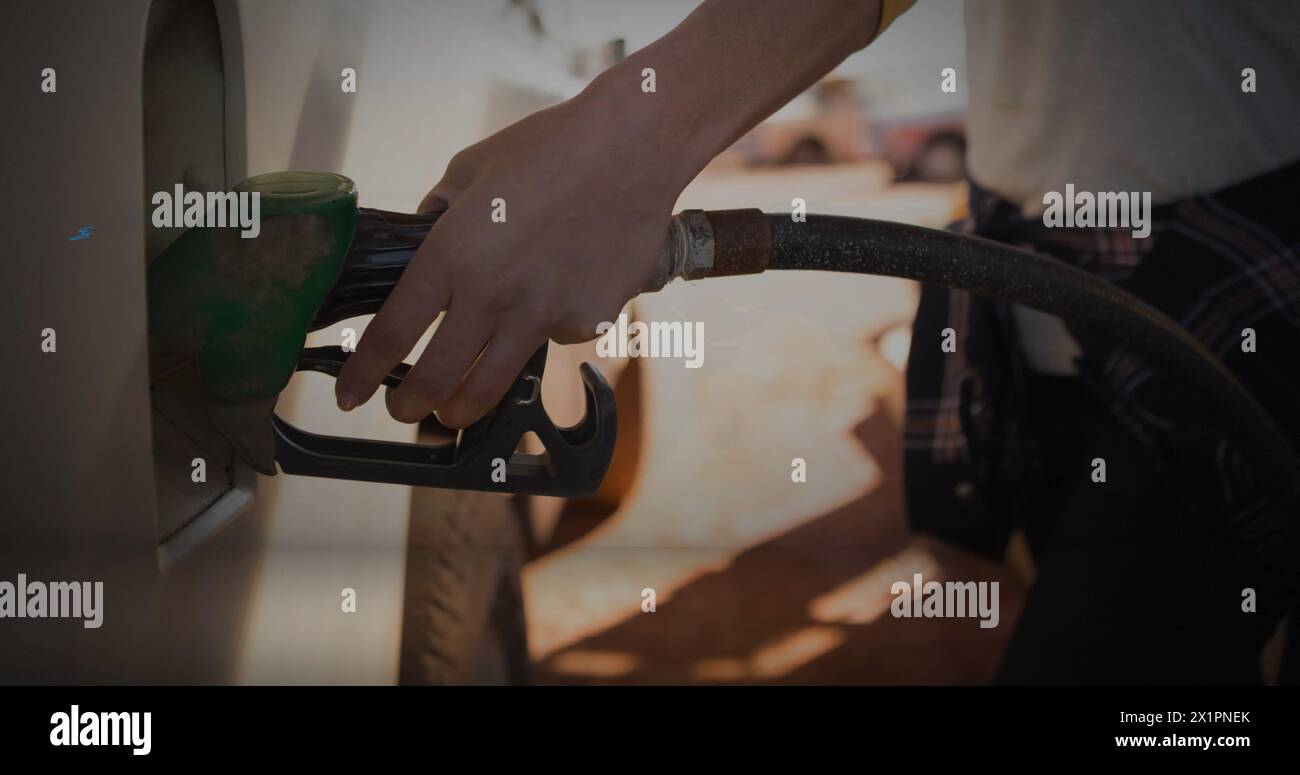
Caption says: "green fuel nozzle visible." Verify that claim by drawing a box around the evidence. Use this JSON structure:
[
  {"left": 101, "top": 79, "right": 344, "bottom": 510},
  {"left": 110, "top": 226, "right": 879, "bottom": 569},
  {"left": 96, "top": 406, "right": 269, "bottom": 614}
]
[
  {"left": 148, "top": 171, "right": 360, "bottom": 404},
  {"left": 146, "top": 171, "right": 616, "bottom": 497}
]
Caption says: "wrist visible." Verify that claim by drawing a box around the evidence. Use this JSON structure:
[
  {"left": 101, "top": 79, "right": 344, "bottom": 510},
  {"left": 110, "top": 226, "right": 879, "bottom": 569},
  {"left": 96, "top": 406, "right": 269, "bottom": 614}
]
[{"left": 576, "top": 54, "right": 720, "bottom": 195}]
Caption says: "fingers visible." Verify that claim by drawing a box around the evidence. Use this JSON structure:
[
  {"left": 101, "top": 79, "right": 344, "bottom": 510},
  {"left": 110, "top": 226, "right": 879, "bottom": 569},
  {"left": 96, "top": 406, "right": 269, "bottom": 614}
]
[
  {"left": 435, "top": 323, "right": 547, "bottom": 429},
  {"left": 384, "top": 303, "right": 495, "bottom": 423},
  {"left": 335, "top": 246, "right": 449, "bottom": 411}
]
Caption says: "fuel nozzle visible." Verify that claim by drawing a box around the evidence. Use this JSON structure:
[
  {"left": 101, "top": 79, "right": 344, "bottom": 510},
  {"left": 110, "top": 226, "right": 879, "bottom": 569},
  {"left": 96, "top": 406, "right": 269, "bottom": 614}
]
[
  {"left": 147, "top": 171, "right": 617, "bottom": 497},
  {"left": 148, "top": 171, "right": 360, "bottom": 474}
]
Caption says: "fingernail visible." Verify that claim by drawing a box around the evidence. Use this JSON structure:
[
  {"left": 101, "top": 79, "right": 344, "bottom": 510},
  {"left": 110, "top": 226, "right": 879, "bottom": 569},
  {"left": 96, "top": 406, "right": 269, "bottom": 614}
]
[{"left": 337, "top": 391, "right": 357, "bottom": 411}]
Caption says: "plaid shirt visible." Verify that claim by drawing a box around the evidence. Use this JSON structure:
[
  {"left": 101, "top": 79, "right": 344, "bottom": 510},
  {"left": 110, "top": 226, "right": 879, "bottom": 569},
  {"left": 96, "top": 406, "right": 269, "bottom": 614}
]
[{"left": 902, "top": 159, "right": 1300, "bottom": 559}]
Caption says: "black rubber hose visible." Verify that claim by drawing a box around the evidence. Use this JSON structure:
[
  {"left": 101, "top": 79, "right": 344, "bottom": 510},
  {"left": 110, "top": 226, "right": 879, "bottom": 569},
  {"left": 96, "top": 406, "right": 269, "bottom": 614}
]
[{"left": 767, "top": 214, "right": 1300, "bottom": 589}]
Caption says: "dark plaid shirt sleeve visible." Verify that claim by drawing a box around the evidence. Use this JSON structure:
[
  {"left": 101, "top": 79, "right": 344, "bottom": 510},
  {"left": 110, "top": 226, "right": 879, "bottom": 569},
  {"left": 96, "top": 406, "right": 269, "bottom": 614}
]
[{"left": 902, "top": 159, "right": 1300, "bottom": 559}]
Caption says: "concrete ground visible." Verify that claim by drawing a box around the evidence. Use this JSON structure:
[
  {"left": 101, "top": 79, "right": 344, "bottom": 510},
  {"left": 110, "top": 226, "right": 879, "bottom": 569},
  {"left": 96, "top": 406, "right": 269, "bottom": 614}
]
[{"left": 523, "top": 162, "right": 1027, "bottom": 684}]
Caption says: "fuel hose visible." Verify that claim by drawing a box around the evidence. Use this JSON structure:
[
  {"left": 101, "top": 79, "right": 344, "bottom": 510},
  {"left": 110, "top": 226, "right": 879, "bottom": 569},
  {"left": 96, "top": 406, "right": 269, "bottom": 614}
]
[
  {"left": 647, "top": 208, "right": 1300, "bottom": 591},
  {"left": 326, "top": 205, "right": 1300, "bottom": 589}
]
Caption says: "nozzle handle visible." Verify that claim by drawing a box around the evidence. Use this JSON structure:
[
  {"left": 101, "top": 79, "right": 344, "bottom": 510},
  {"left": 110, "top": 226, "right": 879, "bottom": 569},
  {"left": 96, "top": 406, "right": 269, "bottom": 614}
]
[
  {"left": 313, "top": 207, "right": 772, "bottom": 331},
  {"left": 311, "top": 207, "right": 442, "bottom": 329}
]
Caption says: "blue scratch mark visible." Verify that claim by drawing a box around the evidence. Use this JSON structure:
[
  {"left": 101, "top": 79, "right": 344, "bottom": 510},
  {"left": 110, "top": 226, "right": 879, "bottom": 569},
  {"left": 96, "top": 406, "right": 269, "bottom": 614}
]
[{"left": 69, "top": 226, "right": 93, "bottom": 241}]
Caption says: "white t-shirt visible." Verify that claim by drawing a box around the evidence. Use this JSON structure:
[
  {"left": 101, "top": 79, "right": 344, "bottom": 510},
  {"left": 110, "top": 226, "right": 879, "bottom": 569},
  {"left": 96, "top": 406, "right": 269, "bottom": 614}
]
[{"left": 960, "top": 0, "right": 1300, "bottom": 374}]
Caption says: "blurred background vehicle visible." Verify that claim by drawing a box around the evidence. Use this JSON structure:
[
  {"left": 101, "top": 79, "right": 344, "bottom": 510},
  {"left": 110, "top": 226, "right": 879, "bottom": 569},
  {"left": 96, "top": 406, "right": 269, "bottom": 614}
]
[{"left": 728, "top": 76, "right": 966, "bottom": 183}]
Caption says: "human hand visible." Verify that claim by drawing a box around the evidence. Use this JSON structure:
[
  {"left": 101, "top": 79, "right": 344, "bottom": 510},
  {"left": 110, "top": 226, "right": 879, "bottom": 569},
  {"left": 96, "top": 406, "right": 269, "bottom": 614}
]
[{"left": 335, "top": 82, "right": 692, "bottom": 428}]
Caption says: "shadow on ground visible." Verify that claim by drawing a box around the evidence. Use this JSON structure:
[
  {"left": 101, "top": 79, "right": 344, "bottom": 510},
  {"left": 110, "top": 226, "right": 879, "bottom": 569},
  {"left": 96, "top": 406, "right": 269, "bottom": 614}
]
[{"left": 533, "top": 409, "right": 1026, "bottom": 684}]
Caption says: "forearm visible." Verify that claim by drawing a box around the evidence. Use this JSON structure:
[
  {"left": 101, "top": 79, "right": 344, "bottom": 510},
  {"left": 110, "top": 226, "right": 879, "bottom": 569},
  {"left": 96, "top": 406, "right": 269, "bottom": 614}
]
[{"left": 580, "top": 0, "right": 884, "bottom": 188}]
